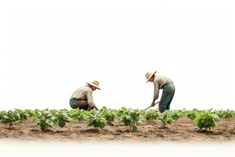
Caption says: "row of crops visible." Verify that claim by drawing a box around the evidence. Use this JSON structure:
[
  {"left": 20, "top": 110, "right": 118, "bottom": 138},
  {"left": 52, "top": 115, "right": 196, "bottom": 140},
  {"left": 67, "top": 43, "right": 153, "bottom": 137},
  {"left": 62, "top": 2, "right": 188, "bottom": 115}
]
[{"left": 0, "top": 107, "right": 235, "bottom": 132}]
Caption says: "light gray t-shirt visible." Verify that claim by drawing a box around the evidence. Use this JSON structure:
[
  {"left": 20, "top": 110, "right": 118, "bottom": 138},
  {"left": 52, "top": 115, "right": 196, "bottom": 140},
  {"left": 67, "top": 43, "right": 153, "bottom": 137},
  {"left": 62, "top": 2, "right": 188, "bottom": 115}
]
[
  {"left": 71, "top": 85, "right": 94, "bottom": 104},
  {"left": 153, "top": 75, "right": 172, "bottom": 100}
]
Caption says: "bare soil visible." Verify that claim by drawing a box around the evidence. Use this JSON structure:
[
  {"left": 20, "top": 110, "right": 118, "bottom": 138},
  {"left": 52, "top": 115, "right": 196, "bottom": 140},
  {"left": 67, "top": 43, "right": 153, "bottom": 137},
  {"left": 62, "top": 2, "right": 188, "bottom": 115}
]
[{"left": 0, "top": 118, "right": 235, "bottom": 142}]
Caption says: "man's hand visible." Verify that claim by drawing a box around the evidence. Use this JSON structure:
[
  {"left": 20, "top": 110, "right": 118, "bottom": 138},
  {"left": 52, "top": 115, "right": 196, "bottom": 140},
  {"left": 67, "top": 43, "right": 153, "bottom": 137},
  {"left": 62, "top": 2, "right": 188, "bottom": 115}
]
[
  {"left": 151, "top": 101, "right": 156, "bottom": 107},
  {"left": 88, "top": 104, "right": 98, "bottom": 110},
  {"left": 93, "top": 106, "right": 99, "bottom": 110}
]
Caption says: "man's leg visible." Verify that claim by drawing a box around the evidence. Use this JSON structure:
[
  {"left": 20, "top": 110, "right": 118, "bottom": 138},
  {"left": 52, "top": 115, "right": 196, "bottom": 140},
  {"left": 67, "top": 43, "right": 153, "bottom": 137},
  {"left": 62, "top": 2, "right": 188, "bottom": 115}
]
[
  {"left": 166, "top": 83, "right": 175, "bottom": 110},
  {"left": 70, "top": 98, "right": 79, "bottom": 109},
  {"left": 158, "top": 83, "right": 175, "bottom": 112},
  {"left": 77, "top": 100, "right": 89, "bottom": 110},
  {"left": 70, "top": 98, "right": 89, "bottom": 110}
]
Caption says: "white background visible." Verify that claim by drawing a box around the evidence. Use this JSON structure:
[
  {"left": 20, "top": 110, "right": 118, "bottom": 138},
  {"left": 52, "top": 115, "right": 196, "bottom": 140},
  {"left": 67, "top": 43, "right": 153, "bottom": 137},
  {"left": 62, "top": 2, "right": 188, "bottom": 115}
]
[
  {"left": 0, "top": 140, "right": 235, "bottom": 157},
  {"left": 0, "top": 0, "right": 235, "bottom": 110},
  {"left": 1, "top": 1, "right": 235, "bottom": 156}
]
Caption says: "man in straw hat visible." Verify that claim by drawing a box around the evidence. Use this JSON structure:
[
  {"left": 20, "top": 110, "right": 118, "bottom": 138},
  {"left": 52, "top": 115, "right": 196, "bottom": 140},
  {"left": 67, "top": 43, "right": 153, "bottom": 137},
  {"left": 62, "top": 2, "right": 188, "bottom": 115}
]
[
  {"left": 69, "top": 80, "right": 100, "bottom": 110},
  {"left": 145, "top": 71, "right": 175, "bottom": 112}
]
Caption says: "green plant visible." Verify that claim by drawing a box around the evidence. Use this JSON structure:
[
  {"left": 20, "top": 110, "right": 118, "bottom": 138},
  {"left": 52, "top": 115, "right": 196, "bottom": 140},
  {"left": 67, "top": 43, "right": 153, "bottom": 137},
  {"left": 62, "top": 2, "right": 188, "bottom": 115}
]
[
  {"left": 0, "top": 111, "right": 5, "bottom": 120},
  {"left": 34, "top": 110, "right": 55, "bottom": 131},
  {"left": 15, "top": 109, "right": 30, "bottom": 120},
  {"left": 100, "top": 107, "right": 116, "bottom": 125},
  {"left": 195, "top": 111, "right": 219, "bottom": 130},
  {"left": 25, "top": 109, "right": 35, "bottom": 117},
  {"left": 215, "top": 109, "right": 235, "bottom": 119},
  {"left": 69, "top": 109, "right": 88, "bottom": 121},
  {"left": 54, "top": 110, "right": 72, "bottom": 128},
  {"left": 158, "top": 111, "right": 173, "bottom": 128},
  {"left": 186, "top": 109, "right": 200, "bottom": 121},
  {"left": 87, "top": 110, "right": 106, "bottom": 129},
  {"left": 1, "top": 110, "right": 21, "bottom": 128},
  {"left": 120, "top": 109, "right": 143, "bottom": 132},
  {"left": 170, "top": 110, "right": 183, "bottom": 121},
  {"left": 144, "top": 109, "right": 160, "bottom": 121},
  {"left": 116, "top": 107, "right": 128, "bottom": 118}
]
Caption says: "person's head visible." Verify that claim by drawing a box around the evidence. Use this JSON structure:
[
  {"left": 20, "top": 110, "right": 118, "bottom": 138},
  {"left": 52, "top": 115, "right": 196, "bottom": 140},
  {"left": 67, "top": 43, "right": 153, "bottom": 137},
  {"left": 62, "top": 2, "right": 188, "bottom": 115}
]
[
  {"left": 145, "top": 71, "right": 157, "bottom": 83},
  {"left": 86, "top": 80, "right": 101, "bottom": 91}
]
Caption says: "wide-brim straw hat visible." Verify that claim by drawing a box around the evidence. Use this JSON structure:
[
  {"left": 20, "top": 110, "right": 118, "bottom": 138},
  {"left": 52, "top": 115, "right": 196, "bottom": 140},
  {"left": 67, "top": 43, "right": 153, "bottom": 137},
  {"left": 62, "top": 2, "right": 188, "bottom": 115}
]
[
  {"left": 86, "top": 80, "right": 101, "bottom": 90},
  {"left": 145, "top": 71, "right": 157, "bottom": 83}
]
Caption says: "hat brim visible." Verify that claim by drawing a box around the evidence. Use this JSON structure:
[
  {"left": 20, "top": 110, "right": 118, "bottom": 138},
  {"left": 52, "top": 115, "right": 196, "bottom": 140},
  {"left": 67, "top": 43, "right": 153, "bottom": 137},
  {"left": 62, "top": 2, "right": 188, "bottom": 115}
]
[
  {"left": 86, "top": 83, "right": 101, "bottom": 90},
  {"left": 146, "top": 71, "right": 157, "bottom": 83}
]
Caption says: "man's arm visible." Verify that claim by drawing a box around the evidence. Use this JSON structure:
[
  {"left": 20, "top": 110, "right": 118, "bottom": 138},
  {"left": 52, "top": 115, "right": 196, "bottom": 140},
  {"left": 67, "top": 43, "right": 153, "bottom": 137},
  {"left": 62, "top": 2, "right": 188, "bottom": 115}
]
[
  {"left": 151, "top": 81, "right": 160, "bottom": 106},
  {"left": 86, "top": 90, "right": 99, "bottom": 110}
]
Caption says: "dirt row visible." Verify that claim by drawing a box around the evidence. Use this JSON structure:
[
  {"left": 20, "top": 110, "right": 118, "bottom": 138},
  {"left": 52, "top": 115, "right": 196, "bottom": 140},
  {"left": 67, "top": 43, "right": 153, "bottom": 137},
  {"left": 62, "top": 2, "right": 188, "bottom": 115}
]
[{"left": 0, "top": 118, "right": 235, "bottom": 142}]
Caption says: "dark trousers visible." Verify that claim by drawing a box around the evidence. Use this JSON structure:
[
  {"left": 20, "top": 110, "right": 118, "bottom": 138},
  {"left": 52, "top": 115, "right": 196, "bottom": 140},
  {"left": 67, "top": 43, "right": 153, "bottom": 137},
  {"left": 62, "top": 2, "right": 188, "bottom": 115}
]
[
  {"left": 159, "top": 82, "right": 175, "bottom": 113},
  {"left": 69, "top": 98, "right": 89, "bottom": 110}
]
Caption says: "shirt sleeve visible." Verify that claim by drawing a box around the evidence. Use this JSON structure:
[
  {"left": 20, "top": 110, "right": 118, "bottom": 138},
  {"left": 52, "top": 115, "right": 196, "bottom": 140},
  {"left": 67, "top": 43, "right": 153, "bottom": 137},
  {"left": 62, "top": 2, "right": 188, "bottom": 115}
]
[
  {"left": 86, "top": 89, "right": 94, "bottom": 105},
  {"left": 153, "top": 81, "right": 159, "bottom": 101}
]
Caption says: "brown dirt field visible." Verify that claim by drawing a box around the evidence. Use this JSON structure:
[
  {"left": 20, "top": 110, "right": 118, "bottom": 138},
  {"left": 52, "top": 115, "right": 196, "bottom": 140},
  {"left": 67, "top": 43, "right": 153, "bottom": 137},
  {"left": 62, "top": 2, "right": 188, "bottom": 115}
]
[{"left": 0, "top": 117, "right": 235, "bottom": 142}]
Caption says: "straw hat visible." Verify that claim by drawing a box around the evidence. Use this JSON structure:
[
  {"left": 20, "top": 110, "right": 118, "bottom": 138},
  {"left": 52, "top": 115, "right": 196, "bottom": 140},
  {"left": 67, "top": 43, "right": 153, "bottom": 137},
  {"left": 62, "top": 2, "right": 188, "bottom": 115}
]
[
  {"left": 86, "top": 80, "right": 101, "bottom": 90},
  {"left": 145, "top": 71, "right": 157, "bottom": 83}
]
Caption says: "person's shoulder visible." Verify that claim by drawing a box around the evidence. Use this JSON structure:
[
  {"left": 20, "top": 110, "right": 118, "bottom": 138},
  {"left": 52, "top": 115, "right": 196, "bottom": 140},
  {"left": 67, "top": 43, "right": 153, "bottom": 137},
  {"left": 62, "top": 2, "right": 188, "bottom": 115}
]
[
  {"left": 77, "top": 85, "right": 88, "bottom": 90},
  {"left": 83, "top": 85, "right": 92, "bottom": 92},
  {"left": 158, "top": 75, "right": 172, "bottom": 81},
  {"left": 157, "top": 75, "right": 168, "bottom": 79},
  {"left": 155, "top": 75, "right": 168, "bottom": 82},
  {"left": 156, "top": 75, "right": 164, "bottom": 78}
]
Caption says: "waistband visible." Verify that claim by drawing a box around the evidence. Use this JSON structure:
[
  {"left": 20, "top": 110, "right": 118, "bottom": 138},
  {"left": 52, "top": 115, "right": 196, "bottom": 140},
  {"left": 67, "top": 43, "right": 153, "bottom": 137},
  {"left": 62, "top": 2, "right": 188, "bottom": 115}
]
[
  {"left": 70, "top": 98, "right": 87, "bottom": 101},
  {"left": 162, "top": 81, "right": 173, "bottom": 88}
]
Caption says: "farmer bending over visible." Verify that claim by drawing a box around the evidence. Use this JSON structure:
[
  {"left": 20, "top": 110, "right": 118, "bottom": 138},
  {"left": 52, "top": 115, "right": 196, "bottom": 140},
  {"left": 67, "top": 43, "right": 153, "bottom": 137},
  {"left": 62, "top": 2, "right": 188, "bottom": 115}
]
[
  {"left": 145, "top": 71, "right": 175, "bottom": 113},
  {"left": 70, "top": 80, "right": 100, "bottom": 110}
]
